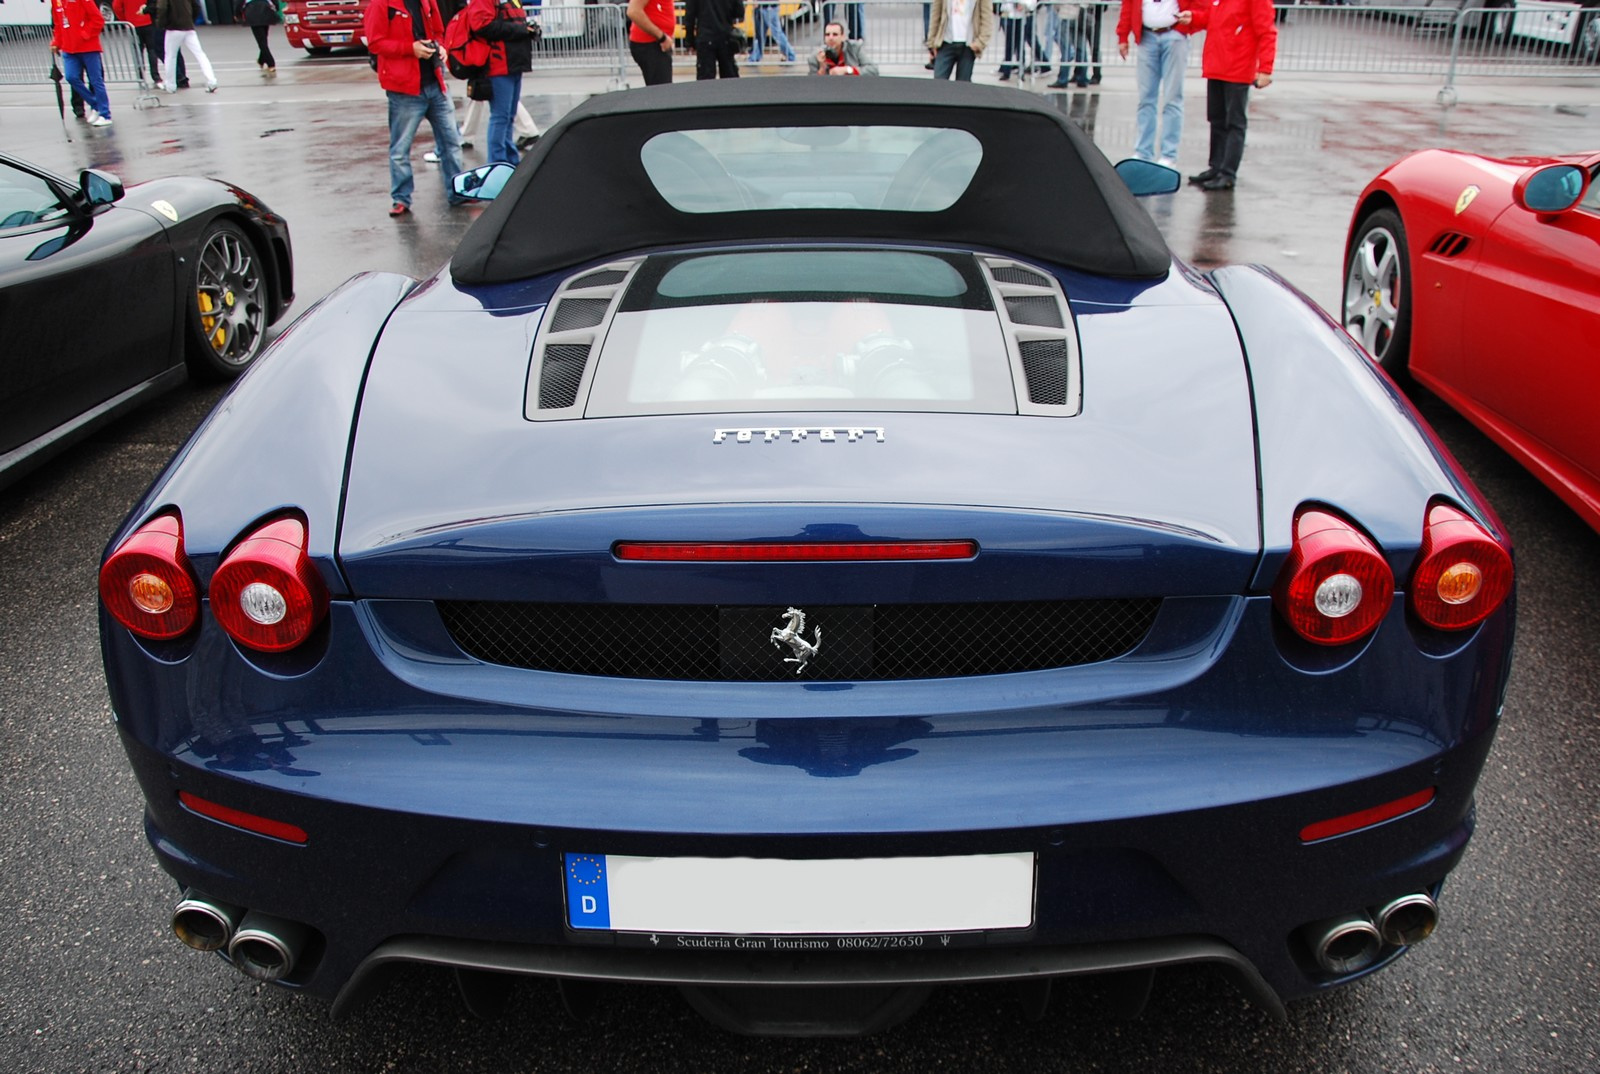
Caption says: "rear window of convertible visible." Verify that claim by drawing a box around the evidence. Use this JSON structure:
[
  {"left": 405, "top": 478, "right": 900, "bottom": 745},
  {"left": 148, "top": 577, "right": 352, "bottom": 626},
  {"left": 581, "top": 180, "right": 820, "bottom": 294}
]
[
  {"left": 583, "top": 249, "right": 1019, "bottom": 416},
  {"left": 639, "top": 126, "right": 984, "bottom": 213}
]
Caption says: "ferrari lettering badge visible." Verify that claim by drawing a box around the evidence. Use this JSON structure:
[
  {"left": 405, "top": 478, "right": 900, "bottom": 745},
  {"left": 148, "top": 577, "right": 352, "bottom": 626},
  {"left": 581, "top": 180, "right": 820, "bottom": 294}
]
[
  {"left": 770, "top": 607, "right": 822, "bottom": 674},
  {"left": 151, "top": 200, "right": 179, "bottom": 223},
  {"left": 1455, "top": 186, "right": 1480, "bottom": 215},
  {"left": 714, "top": 427, "right": 886, "bottom": 444}
]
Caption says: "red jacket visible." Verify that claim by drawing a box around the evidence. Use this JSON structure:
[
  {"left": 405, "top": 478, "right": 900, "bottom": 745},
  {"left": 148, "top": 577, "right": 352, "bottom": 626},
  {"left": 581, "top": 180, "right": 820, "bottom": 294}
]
[
  {"left": 112, "top": 0, "right": 153, "bottom": 28},
  {"left": 1116, "top": 0, "right": 1200, "bottom": 47},
  {"left": 51, "top": 0, "right": 105, "bottom": 54},
  {"left": 364, "top": 0, "right": 450, "bottom": 96},
  {"left": 464, "top": 0, "right": 531, "bottom": 78},
  {"left": 1189, "top": 0, "right": 1276, "bottom": 83}
]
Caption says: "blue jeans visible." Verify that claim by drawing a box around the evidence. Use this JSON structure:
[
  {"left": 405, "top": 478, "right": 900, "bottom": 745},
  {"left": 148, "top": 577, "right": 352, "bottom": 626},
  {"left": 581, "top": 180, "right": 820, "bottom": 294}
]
[
  {"left": 487, "top": 73, "right": 523, "bottom": 166},
  {"left": 62, "top": 51, "right": 110, "bottom": 119},
  {"left": 932, "top": 41, "right": 975, "bottom": 80},
  {"left": 822, "top": 1, "right": 864, "bottom": 38},
  {"left": 387, "top": 82, "right": 464, "bottom": 207},
  {"left": 1135, "top": 30, "right": 1188, "bottom": 162},
  {"left": 750, "top": 4, "right": 794, "bottom": 61}
]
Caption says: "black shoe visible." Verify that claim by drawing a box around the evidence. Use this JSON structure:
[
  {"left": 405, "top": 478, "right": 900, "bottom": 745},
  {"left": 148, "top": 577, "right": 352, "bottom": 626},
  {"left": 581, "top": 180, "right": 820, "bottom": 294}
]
[
  {"left": 176, "top": 79, "right": 190, "bottom": 88},
  {"left": 924, "top": 60, "right": 935, "bottom": 70},
  {"left": 998, "top": 69, "right": 1012, "bottom": 81},
  {"left": 1089, "top": 72, "right": 1102, "bottom": 84},
  {"left": 1200, "top": 175, "right": 1235, "bottom": 191},
  {"left": 1187, "top": 169, "right": 1219, "bottom": 186},
  {"left": 1046, "top": 79, "right": 1070, "bottom": 89},
  {"left": 1073, "top": 78, "right": 1090, "bottom": 87},
  {"left": 515, "top": 134, "right": 540, "bottom": 150}
]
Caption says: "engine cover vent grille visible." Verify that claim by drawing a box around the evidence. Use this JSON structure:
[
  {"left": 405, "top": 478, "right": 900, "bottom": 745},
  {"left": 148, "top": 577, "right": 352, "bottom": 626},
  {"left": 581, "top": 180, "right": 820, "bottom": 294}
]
[
  {"left": 528, "top": 259, "right": 644, "bottom": 419},
  {"left": 437, "top": 599, "right": 1162, "bottom": 681},
  {"left": 979, "top": 257, "right": 1081, "bottom": 416}
]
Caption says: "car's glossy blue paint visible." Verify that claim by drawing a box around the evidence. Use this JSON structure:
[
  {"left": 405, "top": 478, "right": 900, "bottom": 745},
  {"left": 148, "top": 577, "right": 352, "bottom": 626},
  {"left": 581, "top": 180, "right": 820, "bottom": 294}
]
[
  {"left": 97, "top": 85, "right": 1516, "bottom": 1031},
  {"left": 111, "top": 273, "right": 415, "bottom": 594}
]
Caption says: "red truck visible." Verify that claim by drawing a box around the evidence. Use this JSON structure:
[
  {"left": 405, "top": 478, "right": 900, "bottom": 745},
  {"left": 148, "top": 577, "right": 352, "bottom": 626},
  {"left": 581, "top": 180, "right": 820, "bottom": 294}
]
[{"left": 282, "top": 0, "right": 367, "bottom": 54}]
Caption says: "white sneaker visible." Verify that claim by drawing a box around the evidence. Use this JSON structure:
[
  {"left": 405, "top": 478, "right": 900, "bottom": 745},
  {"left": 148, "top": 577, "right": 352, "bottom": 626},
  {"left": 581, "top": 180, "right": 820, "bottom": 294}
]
[
  {"left": 205, "top": 81, "right": 218, "bottom": 93},
  {"left": 423, "top": 150, "right": 440, "bottom": 163},
  {"left": 1157, "top": 157, "right": 1177, "bottom": 168},
  {"left": 88, "top": 112, "right": 113, "bottom": 127}
]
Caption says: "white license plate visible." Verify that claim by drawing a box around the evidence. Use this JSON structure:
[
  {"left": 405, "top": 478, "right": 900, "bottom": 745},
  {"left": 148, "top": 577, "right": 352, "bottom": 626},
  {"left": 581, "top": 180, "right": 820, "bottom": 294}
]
[
  {"left": 564, "top": 852, "right": 1035, "bottom": 934},
  {"left": 324, "top": 32, "right": 351, "bottom": 43}
]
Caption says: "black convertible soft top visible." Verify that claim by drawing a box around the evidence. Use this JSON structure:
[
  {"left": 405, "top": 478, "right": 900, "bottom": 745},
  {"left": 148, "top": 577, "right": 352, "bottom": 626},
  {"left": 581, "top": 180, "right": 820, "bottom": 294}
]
[{"left": 450, "top": 78, "right": 1174, "bottom": 286}]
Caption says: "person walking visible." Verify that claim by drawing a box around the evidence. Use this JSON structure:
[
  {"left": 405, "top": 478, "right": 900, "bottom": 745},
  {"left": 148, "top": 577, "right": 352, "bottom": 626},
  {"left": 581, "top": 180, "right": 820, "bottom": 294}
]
[
  {"left": 1186, "top": 0, "right": 1274, "bottom": 190},
  {"left": 925, "top": 0, "right": 991, "bottom": 80},
  {"left": 236, "top": 0, "right": 280, "bottom": 73},
  {"left": 113, "top": 0, "right": 163, "bottom": 86},
  {"left": 464, "top": 0, "right": 535, "bottom": 165},
  {"left": 51, "top": 0, "right": 113, "bottom": 126},
  {"left": 684, "top": 0, "right": 744, "bottom": 80},
  {"left": 1117, "top": 0, "right": 1197, "bottom": 167},
  {"left": 364, "top": 0, "right": 466, "bottom": 216},
  {"left": 157, "top": 0, "right": 218, "bottom": 92},
  {"left": 626, "top": 0, "right": 674, "bottom": 85},
  {"left": 748, "top": 1, "right": 795, "bottom": 64}
]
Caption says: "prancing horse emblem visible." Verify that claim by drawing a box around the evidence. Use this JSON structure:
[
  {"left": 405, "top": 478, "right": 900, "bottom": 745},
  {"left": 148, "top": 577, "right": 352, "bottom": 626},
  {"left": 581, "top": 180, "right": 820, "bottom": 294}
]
[{"left": 770, "top": 607, "right": 822, "bottom": 674}]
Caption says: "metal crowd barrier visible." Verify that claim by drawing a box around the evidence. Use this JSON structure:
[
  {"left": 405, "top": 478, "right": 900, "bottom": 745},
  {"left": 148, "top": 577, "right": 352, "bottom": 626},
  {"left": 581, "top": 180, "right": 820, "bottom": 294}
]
[
  {"left": 530, "top": 1, "right": 631, "bottom": 85},
  {"left": 0, "top": 22, "right": 161, "bottom": 106}
]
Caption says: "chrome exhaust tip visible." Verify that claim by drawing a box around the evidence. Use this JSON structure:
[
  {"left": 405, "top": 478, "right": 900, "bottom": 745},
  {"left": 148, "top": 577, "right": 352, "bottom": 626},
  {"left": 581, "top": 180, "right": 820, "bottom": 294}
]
[
  {"left": 1307, "top": 914, "right": 1383, "bottom": 975},
  {"left": 227, "top": 911, "right": 308, "bottom": 982},
  {"left": 1376, "top": 892, "right": 1440, "bottom": 947},
  {"left": 172, "top": 892, "right": 246, "bottom": 952}
]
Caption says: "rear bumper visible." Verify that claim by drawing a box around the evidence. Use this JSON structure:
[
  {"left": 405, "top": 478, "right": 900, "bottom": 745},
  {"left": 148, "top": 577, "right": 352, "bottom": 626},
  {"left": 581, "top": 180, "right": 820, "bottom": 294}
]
[{"left": 109, "top": 592, "right": 1508, "bottom": 1016}]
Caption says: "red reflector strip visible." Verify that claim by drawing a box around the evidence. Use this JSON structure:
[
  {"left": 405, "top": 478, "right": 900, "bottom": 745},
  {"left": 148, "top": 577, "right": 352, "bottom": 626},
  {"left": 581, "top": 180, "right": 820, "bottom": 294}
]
[
  {"left": 179, "top": 790, "right": 308, "bottom": 845},
  {"left": 1300, "top": 787, "right": 1435, "bottom": 843},
  {"left": 614, "top": 541, "right": 978, "bottom": 562}
]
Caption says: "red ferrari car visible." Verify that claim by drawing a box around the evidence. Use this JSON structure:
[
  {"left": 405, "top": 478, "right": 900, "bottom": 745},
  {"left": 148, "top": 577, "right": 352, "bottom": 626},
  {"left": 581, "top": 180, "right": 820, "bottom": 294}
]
[{"left": 1344, "top": 150, "right": 1600, "bottom": 531}]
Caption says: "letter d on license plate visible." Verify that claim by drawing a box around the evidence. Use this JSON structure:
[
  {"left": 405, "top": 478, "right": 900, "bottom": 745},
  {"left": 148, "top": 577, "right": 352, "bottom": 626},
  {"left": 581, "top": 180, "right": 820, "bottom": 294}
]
[{"left": 563, "top": 852, "right": 1035, "bottom": 934}]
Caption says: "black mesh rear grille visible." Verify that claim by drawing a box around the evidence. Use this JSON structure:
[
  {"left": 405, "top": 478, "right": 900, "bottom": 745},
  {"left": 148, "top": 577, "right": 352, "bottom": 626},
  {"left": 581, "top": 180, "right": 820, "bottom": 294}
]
[
  {"left": 549, "top": 298, "right": 612, "bottom": 332},
  {"left": 538, "top": 343, "right": 591, "bottom": 409},
  {"left": 990, "top": 266, "right": 1050, "bottom": 287},
  {"left": 437, "top": 599, "right": 1162, "bottom": 681},
  {"left": 1018, "top": 339, "right": 1070, "bottom": 405},
  {"left": 1005, "top": 296, "right": 1064, "bottom": 328},
  {"left": 571, "top": 269, "right": 629, "bottom": 288}
]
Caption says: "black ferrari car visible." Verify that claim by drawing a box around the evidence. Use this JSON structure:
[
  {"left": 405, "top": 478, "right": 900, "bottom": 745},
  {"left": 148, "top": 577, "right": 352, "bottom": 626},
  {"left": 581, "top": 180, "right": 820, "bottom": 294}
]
[{"left": 0, "top": 151, "right": 293, "bottom": 491}]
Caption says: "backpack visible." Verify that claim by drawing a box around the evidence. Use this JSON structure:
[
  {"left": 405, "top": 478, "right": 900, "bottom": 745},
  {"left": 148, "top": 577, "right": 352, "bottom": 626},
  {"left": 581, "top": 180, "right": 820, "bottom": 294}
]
[{"left": 443, "top": 10, "right": 490, "bottom": 80}]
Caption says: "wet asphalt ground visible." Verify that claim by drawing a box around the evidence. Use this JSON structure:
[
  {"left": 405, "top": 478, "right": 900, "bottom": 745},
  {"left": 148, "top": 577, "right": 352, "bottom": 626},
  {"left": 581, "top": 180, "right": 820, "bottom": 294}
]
[{"left": 2, "top": 24, "right": 1600, "bottom": 1073}]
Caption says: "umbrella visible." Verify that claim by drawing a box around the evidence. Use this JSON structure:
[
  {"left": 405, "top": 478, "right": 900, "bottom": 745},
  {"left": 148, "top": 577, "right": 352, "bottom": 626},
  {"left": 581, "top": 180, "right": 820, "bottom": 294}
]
[{"left": 49, "top": 57, "right": 73, "bottom": 142}]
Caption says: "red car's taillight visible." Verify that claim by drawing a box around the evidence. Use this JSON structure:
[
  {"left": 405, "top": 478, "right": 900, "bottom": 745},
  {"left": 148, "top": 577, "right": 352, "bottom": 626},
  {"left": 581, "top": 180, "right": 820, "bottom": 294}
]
[
  {"left": 99, "top": 512, "right": 200, "bottom": 640},
  {"left": 1273, "top": 507, "right": 1395, "bottom": 646},
  {"left": 209, "top": 516, "right": 329, "bottom": 653},
  {"left": 1408, "top": 502, "right": 1512, "bottom": 631}
]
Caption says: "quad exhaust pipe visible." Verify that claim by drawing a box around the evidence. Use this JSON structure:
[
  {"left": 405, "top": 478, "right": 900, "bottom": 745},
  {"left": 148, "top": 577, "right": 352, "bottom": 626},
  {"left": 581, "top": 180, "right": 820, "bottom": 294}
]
[
  {"left": 170, "top": 892, "right": 309, "bottom": 982},
  {"left": 227, "top": 911, "right": 309, "bottom": 982},
  {"left": 1305, "top": 891, "right": 1440, "bottom": 975},
  {"left": 172, "top": 891, "right": 245, "bottom": 952}
]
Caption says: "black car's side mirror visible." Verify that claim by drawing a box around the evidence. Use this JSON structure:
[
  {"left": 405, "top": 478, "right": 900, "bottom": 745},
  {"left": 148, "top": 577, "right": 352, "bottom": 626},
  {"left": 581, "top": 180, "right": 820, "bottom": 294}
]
[
  {"left": 1114, "top": 158, "right": 1182, "bottom": 197},
  {"left": 79, "top": 169, "right": 124, "bottom": 208}
]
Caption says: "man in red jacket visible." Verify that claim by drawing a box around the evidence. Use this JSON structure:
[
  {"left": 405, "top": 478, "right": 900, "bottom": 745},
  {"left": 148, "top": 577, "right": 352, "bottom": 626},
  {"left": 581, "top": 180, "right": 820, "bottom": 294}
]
[
  {"left": 364, "top": 0, "right": 467, "bottom": 217},
  {"left": 1186, "top": 0, "right": 1275, "bottom": 191},
  {"left": 51, "top": 0, "right": 112, "bottom": 127}
]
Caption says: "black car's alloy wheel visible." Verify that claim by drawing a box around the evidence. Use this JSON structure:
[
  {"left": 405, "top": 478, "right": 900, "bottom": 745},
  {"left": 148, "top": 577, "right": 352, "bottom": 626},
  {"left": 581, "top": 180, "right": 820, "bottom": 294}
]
[
  {"left": 187, "top": 221, "right": 267, "bottom": 380},
  {"left": 1343, "top": 207, "right": 1412, "bottom": 378}
]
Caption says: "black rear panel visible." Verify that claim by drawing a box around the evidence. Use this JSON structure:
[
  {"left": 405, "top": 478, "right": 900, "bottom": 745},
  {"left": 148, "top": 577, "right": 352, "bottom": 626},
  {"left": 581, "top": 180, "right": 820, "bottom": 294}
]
[{"left": 437, "top": 599, "right": 1163, "bottom": 681}]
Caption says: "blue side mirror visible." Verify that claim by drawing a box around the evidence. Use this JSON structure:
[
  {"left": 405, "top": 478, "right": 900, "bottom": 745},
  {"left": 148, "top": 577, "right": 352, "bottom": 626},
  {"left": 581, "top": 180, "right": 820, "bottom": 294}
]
[
  {"left": 1515, "top": 163, "right": 1587, "bottom": 215},
  {"left": 1114, "top": 159, "right": 1182, "bottom": 197},
  {"left": 453, "top": 163, "right": 516, "bottom": 201}
]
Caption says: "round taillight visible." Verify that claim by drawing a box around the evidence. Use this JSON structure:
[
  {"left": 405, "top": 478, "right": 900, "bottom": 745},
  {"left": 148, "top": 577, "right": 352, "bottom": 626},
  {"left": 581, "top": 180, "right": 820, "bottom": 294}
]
[
  {"left": 1409, "top": 503, "right": 1513, "bottom": 631},
  {"left": 1273, "top": 508, "right": 1395, "bottom": 646},
  {"left": 99, "top": 513, "right": 199, "bottom": 640},
  {"left": 209, "top": 517, "right": 329, "bottom": 652}
]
